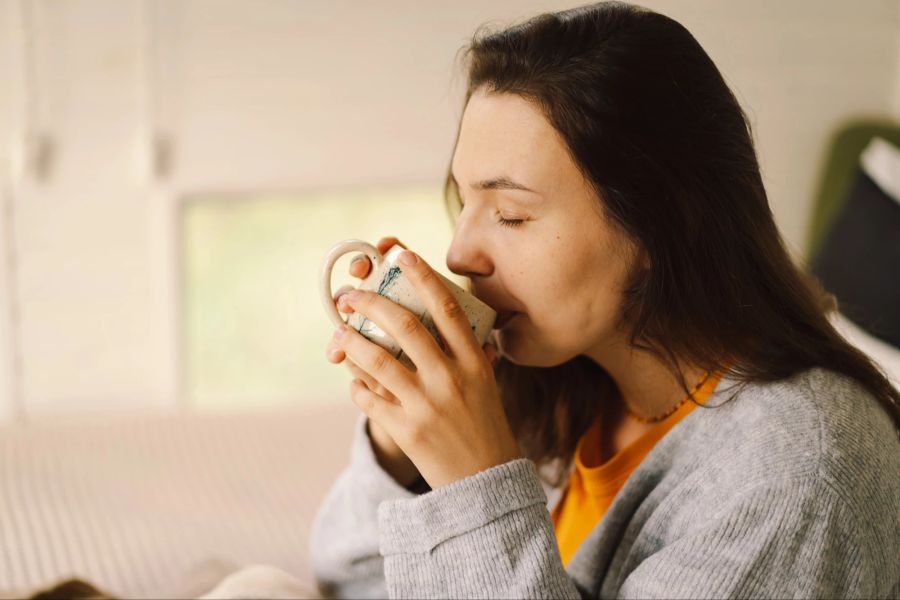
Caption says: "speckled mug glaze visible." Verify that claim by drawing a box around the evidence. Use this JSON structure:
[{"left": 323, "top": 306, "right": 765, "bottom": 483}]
[{"left": 320, "top": 239, "right": 497, "bottom": 370}]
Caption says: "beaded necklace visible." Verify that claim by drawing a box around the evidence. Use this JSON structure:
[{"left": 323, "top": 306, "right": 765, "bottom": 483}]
[{"left": 625, "top": 370, "right": 712, "bottom": 423}]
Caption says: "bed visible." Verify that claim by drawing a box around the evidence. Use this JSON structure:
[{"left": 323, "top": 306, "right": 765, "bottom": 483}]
[{"left": 0, "top": 401, "right": 358, "bottom": 598}]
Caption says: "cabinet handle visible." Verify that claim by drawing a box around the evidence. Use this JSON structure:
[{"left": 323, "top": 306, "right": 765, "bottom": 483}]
[
  {"left": 11, "top": 132, "right": 53, "bottom": 184},
  {"left": 135, "top": 132, "right": 173, "bottom": 183}
]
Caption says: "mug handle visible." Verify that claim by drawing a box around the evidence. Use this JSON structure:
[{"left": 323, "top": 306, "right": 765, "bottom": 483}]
[{"left": 319, "top": 239, "right": 384, "bottom": 329}]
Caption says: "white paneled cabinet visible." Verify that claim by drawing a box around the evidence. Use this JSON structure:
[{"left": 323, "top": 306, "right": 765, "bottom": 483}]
[{"left": 1, "top": 0, "right": 177, "bottom": 419}]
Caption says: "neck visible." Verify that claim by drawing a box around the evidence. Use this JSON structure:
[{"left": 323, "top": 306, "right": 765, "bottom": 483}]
[{"left": 585, "top": 337, "right": 708, "bottom": 421}]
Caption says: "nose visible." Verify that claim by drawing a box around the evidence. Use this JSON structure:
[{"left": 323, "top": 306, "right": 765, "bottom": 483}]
[{"left": 445, "top": 218, "right": 493, "bottom": 280}]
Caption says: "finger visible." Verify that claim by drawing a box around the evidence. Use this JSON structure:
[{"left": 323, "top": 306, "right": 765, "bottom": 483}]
[
  {"left": 349, "top": 255, "right": 370, "bottom": 278},
  {"left": 350, "top": 238, "right": 406, "bottom": 279},
  {"left": 344, "top": 358, "right": 399, "bottom": 403},
  {"left": 392, "top": 250, "right": 482, "bottom": 370},
  {"left": 332, "top": 322, "right": 420, "bottom": 402},
  {"left": 348, "top": 378, "right": 405, "bottom": 439},
  {"left": 483, "top": 343, "right": 497, "bottom": 366},
  {"left": 377, "top": 236, "right": 407, "bottom": 253},
  {"left": 342, "top": 289, "right": 446, "bottom": 382},
  {"left": 345, "top": 359, "right": 378, "bottom": 391},
  {"left": 326, "top": 342, "right": 345, "bottom": 363},
  {"left": 333, "top": 284, "right": 357, "bottom": 314}
]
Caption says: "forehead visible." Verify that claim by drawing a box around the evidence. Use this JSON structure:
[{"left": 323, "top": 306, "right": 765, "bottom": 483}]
[{"left": 450, "top": 91, "right": 576, "bottom": 191}]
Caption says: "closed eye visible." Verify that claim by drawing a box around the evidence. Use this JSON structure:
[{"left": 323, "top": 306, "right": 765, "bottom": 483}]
[{"left": 498, "top": 217, "right": 524, "bottom": 228}]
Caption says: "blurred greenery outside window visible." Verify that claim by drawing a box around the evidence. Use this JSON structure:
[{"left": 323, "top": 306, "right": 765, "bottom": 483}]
[{"left": 183, "top": 185, "right": 464, "bottom": 411}]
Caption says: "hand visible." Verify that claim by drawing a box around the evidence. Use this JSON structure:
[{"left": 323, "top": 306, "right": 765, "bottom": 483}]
[
  {"left": 326, "top": 236, "right": 406, "bottom": 366},
  {"left": 329, "top": 248, "right": 521, "bottom": 489},
  {"left": 325, "top": 236, "right": 418, "bottom": 486}
]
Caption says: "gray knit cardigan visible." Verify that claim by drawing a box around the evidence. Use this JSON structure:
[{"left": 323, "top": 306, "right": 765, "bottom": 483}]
[{"left": 308, "top": 367, "right": 900, "bottom": 599}]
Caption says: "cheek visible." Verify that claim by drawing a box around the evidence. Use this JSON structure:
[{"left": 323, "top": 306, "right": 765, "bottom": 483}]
[
  {"left": 500, "top": 216, "right": 628, "bottom": 323},
  {"left": 583, "top": 286, "right": 625, "bottom": 337},
  {"left": 533, "top": 246, "right": 627, "bottom": 332}
]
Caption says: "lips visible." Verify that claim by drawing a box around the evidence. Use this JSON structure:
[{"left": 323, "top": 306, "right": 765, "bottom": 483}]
[{"left": 494, "top": 310, "right": 518, "bottom": 329}]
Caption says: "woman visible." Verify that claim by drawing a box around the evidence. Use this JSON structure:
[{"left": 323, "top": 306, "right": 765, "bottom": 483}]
[{"left": 314, "top": 1, "right": 900, "bottom": 598}]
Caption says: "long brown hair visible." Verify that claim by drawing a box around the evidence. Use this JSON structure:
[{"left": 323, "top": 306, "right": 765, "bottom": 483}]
[{"left": 443, "top": 1, "right": 900, "bottom": 487}]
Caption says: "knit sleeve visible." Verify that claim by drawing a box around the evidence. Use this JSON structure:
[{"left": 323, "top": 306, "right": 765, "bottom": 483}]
[
  {"left": 615, "top": 477, "right": 880, "bottom": 599},
  {"left": 307, "top": 413, "right": 420, "bottom": 600},
  {"left": 377, "top": 458, "right": 585, "bottom": 599}
]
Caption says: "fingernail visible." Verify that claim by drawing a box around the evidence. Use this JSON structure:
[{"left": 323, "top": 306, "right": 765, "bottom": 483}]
[
  {"left": 399, "top": 251, "right": 418, "bottom": 265},
  {"left": 346, "top": 289, "right": 363, "bottom": 300}
]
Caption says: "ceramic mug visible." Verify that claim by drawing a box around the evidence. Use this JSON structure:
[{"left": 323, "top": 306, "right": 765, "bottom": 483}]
[{"left": 320, "top": 239, "right": 497, "bottom": 370}]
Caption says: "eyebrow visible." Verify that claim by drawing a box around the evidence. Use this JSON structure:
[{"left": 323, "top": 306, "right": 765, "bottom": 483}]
[{"left": 450, "top": 171, "right": 542, "bottom": 198}]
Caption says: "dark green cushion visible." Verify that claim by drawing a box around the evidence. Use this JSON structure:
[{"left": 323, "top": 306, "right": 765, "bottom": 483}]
[
  {"left": 809, "top": 166, "right": 900, "bottom": 349},
  {"left": 806, "top": 120, "right": 900, "bottom": 260}
]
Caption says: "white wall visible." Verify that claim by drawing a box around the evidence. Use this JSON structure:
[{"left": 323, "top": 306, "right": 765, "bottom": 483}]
[
  {"left": 659, "top": 1, "right": 900, "bottom": 259},
  {"left": 0, "top": 0, "right": 899, "bottom": 422}
]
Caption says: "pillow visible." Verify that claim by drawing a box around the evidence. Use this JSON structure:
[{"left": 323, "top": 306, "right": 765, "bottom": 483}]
[
  {"left": 829, "top": 310, "right": 900, "bottom": 389},
  {"left": 810, "top": 137, "right": 900, "bottom": 350}
]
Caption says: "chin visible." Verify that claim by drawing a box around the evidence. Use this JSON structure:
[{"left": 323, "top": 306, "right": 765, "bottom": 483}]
[
  {"left": 495, "top": 330, "right": 567, "bottom": 368},
  {"left": 499, "top": 353, "right": 564, "bottom": 369}
]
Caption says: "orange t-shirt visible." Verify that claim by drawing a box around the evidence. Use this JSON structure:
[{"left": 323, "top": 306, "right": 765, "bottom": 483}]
[{"left": 551, "top": 370, "right": 724, "bottom": 567}]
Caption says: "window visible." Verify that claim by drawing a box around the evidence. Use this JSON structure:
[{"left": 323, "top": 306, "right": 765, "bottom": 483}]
[{"left": 182, "top": 184, "right": 461, "bottom": 410}]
